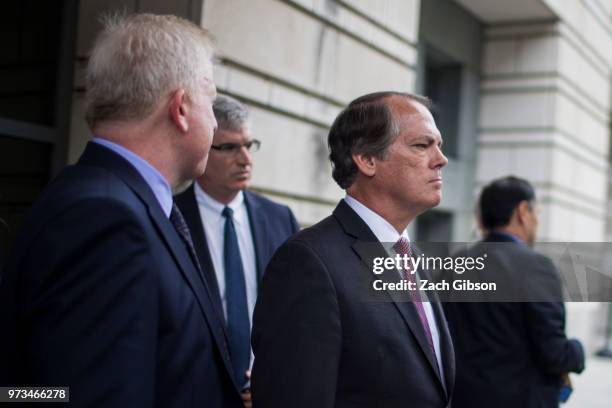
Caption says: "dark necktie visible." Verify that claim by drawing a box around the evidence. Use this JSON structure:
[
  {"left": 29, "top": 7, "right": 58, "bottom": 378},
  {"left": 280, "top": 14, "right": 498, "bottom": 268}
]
[
  {"left": 393, "top": 237, "right": 437, "bottom": 359},
  {"left": 170, "top": 203, "right": 204, "bottom": 274},
  {"left": 222, "top": 206, "right": 250, "bottom": 388},
  {"left": 169, "top": 203, "right": 235, "bottom": 382}
]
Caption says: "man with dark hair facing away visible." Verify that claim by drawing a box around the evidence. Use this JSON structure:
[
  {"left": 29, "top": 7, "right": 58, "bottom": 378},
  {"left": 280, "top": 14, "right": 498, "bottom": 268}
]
[{"left": 445, "top": 175, "right": 584, "bottom": 408}]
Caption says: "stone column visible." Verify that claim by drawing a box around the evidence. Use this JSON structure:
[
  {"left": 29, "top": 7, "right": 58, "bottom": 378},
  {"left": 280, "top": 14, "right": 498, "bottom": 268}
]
[{"left": 477, "top": 19, "right": 610, "bottom": 242}]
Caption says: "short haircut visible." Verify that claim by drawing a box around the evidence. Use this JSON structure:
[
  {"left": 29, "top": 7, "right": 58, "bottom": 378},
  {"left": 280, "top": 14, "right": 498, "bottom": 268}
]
[
  {"left": 85, "top": 13, "right": 215, "bottom": 130},
  {"left": 213, "top": 94, "right": 249, "bottom": 131},
  {"left": 328, "top": 91, "right": 431, "bottom": 189},
  {"left": 478, "top": 176, "right": 536, "bottom": 229}
]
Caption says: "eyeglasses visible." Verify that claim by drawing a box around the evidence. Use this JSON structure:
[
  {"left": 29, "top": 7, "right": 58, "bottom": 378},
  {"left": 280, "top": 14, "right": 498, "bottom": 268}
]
[{"left": 210, "top": 139, "right": 261, "bottom": 154}]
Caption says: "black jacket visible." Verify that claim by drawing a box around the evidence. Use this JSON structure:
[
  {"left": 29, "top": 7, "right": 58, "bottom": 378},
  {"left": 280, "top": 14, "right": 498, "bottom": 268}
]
[
  {"left": 174, "top": 184, "right": 299, "bottom": 315},
  {"left": 251, "top": 200, "right": 455, "bottom": 408},
  {"left": 0, "top": 142, "right": 243, "bottom": 407},
  {"left": 444, "top": 232, "right": 584, "bottom": 408}
]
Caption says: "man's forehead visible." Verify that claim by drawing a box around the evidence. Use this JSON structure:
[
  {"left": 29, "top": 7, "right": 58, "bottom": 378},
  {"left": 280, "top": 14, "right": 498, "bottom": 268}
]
[
  {"left": 214, "top": 126, "right": 251, "bottom": 141},
  {"left": 387, "top": 97, "right": 439, "bottom": 137},
  {"left": 385, "top": 96, "right": 429, "bottom": 117}
]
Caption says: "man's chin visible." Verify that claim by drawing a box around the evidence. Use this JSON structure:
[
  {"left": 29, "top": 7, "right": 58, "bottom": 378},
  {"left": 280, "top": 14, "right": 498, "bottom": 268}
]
[
  {"left": 232, "top": 178, "right": 251, "bottom": 190},
  {"left": 429, "top": 194, "right": 442, "bottom": 207},
  {"left": 198, "top": 158, "right": 209, "bottom": 176}
]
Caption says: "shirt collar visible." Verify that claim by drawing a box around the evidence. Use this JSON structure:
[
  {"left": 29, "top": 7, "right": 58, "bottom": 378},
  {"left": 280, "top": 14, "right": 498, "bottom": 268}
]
[
  {"left": 194, "top": 182, "right": 245, "bottom": 218},
  {"left": 489, "top": 231, "right": 525, "bottom": 244},
  {"left": 344, "top": 195, "right": 410, "bottom": 243},
  {"left": 92, "top": 137, "right": 173, "bottom": 217}
]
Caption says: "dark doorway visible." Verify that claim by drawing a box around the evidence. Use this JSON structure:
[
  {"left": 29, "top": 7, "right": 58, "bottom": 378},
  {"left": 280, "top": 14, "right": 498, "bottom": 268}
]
[{"left": 0, "top": 0, "right": 78, "bottom": 270}]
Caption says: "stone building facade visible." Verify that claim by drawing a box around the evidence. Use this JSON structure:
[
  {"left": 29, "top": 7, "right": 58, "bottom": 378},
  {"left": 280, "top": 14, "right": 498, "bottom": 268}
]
[{"left": 1, "top": 0, "right": 611, "bottom": 352}]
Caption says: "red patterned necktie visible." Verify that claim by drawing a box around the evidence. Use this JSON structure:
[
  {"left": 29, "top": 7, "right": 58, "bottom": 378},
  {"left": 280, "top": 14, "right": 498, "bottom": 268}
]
[{"left": 393, "top": 237, "right": 436, "bottom": 358}]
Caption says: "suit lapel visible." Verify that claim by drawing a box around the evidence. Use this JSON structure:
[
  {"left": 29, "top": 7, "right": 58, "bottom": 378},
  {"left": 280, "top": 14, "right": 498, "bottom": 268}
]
[
  {"left": 351, "top": 240, "right": 445, "bottom": 388},
  {"left": 334, "top": 200, "right": 447, "bottom": 395},
  {"left": 412, "top": 246, "right": 454, "bottom": 398},
  {"left": 244, "top": 191, "right": 269, "bottom": 282},
  {"left": 79, "top": 143, "right": 238, "bottom": 390},
  {"left": 429, "top": 292, "right": 455, "bottom": 398},
  {"left": 174, "top": 185, "right": 224, "bottom": 316},
  {"left": 146, "top": 204, "right": 235, "bottom": 372}
]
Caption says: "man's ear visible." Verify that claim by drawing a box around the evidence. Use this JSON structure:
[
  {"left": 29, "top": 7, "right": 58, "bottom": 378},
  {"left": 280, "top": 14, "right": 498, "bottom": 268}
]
[
  {"left": 476, "top": 212, "right": 485, "bottom": 234},
  {"left": 352, "top": 152, "right": 376, "bottom": 177},
  {"left": 169, "top": 89, "right": 189, "bottom": 132},
  {"left": 515, "top": 200, "right": 530, "bottom": 225}
]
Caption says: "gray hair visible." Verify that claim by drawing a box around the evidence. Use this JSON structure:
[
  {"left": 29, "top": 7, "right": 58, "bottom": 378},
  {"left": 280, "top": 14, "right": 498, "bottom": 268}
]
[
  {"left": 213, "top": 94, "right": 250, "bottom": 131},
  {"left": 85, "top": 13, "right": 215, "bottom": 130}
]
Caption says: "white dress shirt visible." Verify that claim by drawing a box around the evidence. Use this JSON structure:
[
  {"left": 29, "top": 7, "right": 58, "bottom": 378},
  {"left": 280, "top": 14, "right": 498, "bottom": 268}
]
[
  {"left": 194, "top": 183, "right": 258, "bottom": 367},
  {"left": 344, "top": 195, "right": 445, "bottom": 380}
]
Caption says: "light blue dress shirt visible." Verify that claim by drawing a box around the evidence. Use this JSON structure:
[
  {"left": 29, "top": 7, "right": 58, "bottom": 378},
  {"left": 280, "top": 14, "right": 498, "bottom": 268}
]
[{"left": 92, "top": 137, "right": 173, "bottom": 217}]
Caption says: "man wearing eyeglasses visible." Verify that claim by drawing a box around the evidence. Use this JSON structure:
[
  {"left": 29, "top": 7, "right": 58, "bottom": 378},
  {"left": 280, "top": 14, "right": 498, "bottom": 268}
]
[{"left": 174, "top": 94, "right": 299, "bottom": 408}]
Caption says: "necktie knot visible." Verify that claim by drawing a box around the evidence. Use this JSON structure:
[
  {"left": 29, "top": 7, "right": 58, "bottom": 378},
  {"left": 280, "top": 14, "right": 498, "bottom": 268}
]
[{"left": 222, "top": 206, "right": 233, "bottom": 218}]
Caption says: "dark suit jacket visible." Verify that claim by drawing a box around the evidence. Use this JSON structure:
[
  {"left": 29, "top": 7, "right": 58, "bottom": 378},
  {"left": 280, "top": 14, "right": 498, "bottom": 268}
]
[
  {"left": 174, "top": 184, "right": 299, "bottom": 314},
  {"left": 0, "top": 142, "right": 243, "bottom": 408},
  {"left": 251, "top": 200, "right": 455, "bottom": 408},
  {"left": 444, "top": 232, "right": 585, "bottom": 408}
]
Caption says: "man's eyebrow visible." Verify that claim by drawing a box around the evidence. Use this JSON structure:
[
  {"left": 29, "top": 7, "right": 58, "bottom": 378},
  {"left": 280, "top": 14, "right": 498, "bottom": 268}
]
[{"left": 413, "top": 134, "right": 436, "bottom": 143}]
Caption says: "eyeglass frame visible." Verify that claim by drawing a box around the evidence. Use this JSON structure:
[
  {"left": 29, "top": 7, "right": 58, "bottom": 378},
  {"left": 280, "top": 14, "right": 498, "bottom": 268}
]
[{"left": 210, "top": 139, "right": 261, "bottom": 154}]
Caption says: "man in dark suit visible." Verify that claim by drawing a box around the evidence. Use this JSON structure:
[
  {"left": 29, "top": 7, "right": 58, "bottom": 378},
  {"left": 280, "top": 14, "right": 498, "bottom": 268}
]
[
  {"left": 174, "top": 94, "right": 299, "bottom": 406},
  {"left": 251, "top": 92, "right": 454, "bottom": 407},
  {"left": 0, "top": 14, "right": 243, "bottom": 407},
  {"left": 444, "top": 176, "right": 584, "bottom": 408}
]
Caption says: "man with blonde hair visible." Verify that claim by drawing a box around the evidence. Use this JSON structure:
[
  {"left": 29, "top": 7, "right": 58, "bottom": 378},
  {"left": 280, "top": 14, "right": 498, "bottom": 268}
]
[{"left": 0, "top": 13, "right": 243, "bottom": 407}]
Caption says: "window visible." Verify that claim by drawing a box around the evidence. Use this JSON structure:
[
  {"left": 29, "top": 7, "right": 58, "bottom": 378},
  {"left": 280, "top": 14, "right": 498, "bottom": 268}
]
[
  {"left": 0, "top": 0, "right": 77, "bottom": 265},
  {"left": 416, "top": 210, "right": 453, "bottom": 242},
  {"left": 0, "top": 1, "right": 63, "bottom": 126},
  {"left": 423, "top": 47, "right": 462, "bottom": 159}
]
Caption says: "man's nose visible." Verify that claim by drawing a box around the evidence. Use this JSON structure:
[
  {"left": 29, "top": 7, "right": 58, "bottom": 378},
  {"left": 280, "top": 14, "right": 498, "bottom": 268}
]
[
  {"left": 433, "top": 145, "right": 448, "bottom": 169},
  {"left": 237, "top": 145, "right": 252, "bottom": 164}
]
